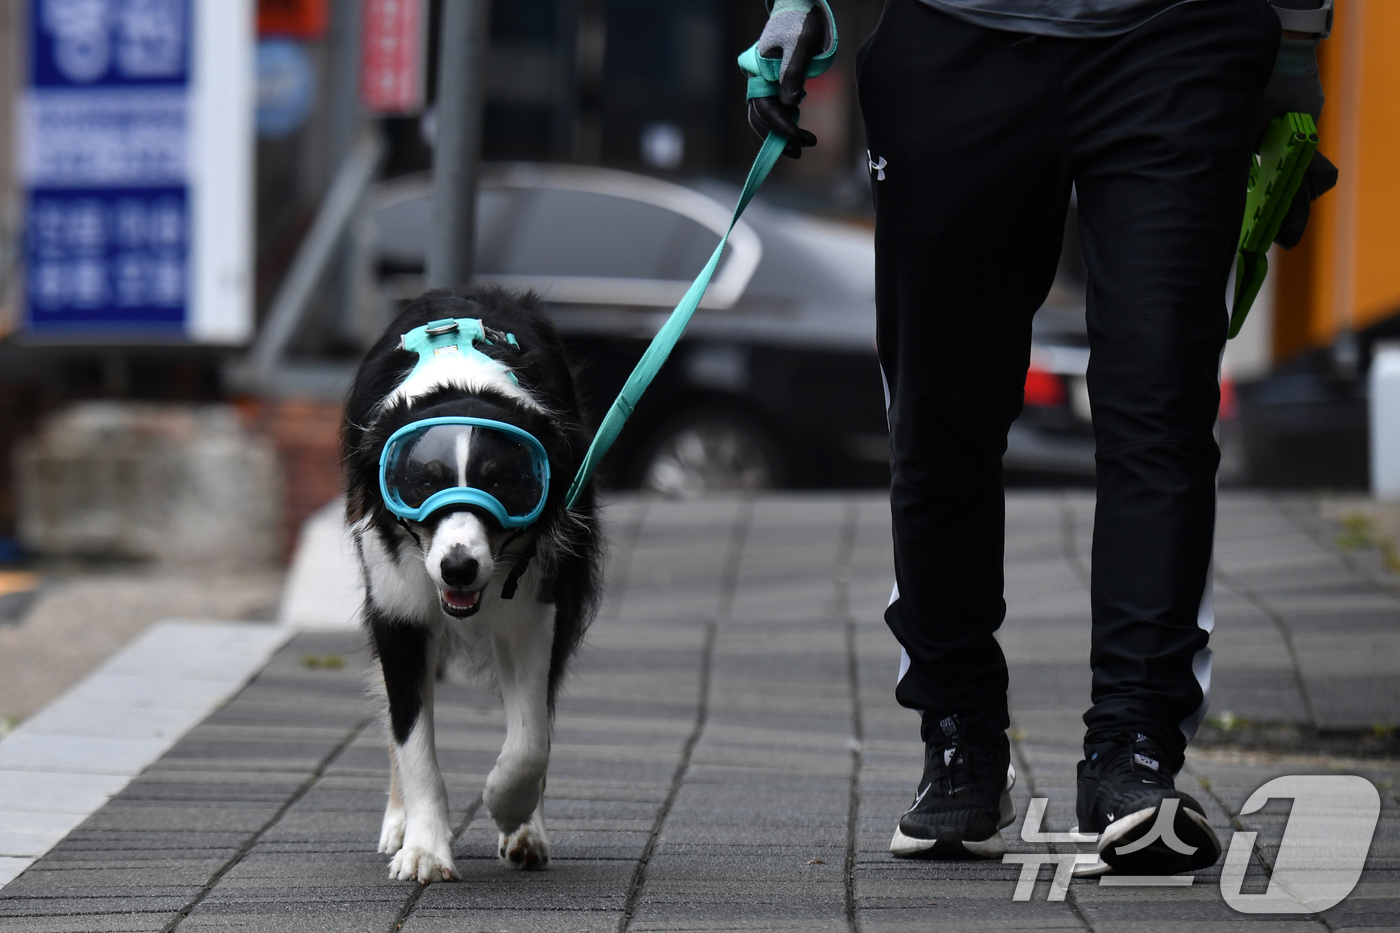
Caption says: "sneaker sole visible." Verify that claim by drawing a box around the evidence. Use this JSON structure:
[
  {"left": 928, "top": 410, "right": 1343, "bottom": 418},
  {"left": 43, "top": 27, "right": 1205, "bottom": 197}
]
[
  {"left": 1071, "top": 855, "right": 1112, "bottom": 878},
  {"left": 889, "top": 765, "right": 1016, "bottom": 860},
  {"left": 1098, "top": 798, "right": 1221, "bottom": 875}
]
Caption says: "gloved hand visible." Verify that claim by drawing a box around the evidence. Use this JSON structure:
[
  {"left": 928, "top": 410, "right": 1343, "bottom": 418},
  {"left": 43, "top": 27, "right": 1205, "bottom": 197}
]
[
  {"left": 1261, "top": 37, "right": 1324, "bottom": 121},
  {"left": 1273, "top": 150, "right": 1337, "bottom": 249},
  {"left": 1260, "top": 27, "right": 1335, "bottom": 248},
  {"left": 746, "top": 1, "right": 834, "bottom": 158}
]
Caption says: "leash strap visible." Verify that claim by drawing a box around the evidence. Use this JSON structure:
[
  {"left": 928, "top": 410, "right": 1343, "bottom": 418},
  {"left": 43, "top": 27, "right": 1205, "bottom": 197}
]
[{"left": 564, "top": 131, "right": 788, "bottom": 508}]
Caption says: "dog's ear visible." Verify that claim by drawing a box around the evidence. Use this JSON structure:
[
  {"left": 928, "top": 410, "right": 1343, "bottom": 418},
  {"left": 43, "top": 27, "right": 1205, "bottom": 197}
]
[{"left": 344, "top": 347, "right": 414, "bottom": 461}]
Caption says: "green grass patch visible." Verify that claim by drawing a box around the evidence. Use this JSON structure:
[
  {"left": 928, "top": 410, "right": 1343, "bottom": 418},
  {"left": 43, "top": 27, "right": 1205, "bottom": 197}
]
[{"left": 301, "top": 654, "right": 346, "bottom": 670}]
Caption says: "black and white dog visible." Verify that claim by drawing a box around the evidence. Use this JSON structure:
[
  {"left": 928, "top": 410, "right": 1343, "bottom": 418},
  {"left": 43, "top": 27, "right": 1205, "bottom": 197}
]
[{"left": 342, "top": 287, "right": 600, "bottom": 883}]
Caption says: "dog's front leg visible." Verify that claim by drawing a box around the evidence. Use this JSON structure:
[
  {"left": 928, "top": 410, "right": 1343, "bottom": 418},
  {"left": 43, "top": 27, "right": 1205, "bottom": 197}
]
[
  {"left": 371, "top": 615, "right": 456, "bottom": 883},
  {"left": 377, "top": 743, "right": 405, "bottom": 855},
  {"left": 486, "top": 601, "right": 554, "bottom": 870}
]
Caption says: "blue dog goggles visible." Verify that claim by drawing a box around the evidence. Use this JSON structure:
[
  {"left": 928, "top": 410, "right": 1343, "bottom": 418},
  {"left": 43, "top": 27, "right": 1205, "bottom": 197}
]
[{"left": 379, "top": 417, "right": 550, "bottom": 527}]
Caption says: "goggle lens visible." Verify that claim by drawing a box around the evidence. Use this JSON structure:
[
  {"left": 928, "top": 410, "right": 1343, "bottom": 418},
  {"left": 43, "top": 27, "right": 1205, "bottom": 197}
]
[{"left": 387, "top": 423, "right": 544, "bottom": 518}]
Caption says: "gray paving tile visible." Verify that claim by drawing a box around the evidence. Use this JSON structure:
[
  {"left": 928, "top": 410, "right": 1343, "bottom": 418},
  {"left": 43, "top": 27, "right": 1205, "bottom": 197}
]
[
  {"left": 0, "top": 894, "right": 194, "bottom": 915},
  {"left": 404, "top": 912, "right": 620, "bottom": 933},
  {"left": 1, "top": 861, "right": 224, "bottom": 889},
  {"left": 1309, "top": 676, "right": 1400, "bottom": 729},
  {"left": 0, "top": 915, "right": 179, "bottom": 932},
  {"left": 182, "top": 914, "right": 399, "bottom": 932}
]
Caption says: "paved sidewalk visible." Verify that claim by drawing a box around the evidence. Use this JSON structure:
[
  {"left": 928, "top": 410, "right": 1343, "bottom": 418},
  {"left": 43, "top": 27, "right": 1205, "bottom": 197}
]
[{"left": 1, "top": 492, "right": 1398, "bottom": 931}]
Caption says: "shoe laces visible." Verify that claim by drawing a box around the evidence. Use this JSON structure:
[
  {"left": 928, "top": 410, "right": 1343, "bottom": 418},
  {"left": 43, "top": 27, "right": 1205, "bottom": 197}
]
[
  {"left": 1091, "top": 733, "right": 1173, "bottom": 788},
  {"left": 926, "top": 715, "right": 1000, "bottom": 798}
]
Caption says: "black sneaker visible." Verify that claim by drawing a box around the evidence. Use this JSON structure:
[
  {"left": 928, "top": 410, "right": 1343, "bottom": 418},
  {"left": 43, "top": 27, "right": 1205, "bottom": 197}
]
[
  {"left": 889, "top": 713, "right": 1016, "bottom": 859},
  {"left": 1077, "top": 732, "right": 1221, "bottom": 874}
]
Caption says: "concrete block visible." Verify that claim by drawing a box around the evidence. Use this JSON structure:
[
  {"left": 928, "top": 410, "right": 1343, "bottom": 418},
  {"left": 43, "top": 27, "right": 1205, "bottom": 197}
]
[
  {"left": 0, "top": 771, "right": 130, "bottom": 814},
  {"left": 98, "top": 624, "right": 287, "bottom": 683},
  {"left": 16, "top": 705, "right": 201, "bottom": 742},
  {"left": 62, "top": 674, "right": 236, "bottom": 713},
  {"left": 0, "top": 811, "right": 92, "bottom": 859},
  {"left": 0, "top": 735, "right": 170, "bottom": 776},
  {"left": 16, "top": 402, "right": 281, "bottom": 569},
  {"left": 0, "top": 859, "right": 32, "bottom": 888}
]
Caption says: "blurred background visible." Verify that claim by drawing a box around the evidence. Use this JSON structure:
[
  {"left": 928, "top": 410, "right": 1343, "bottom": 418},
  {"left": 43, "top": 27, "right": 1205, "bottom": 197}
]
[{"left": 0, "top": 0, "right": 1397, "bottom": 585}]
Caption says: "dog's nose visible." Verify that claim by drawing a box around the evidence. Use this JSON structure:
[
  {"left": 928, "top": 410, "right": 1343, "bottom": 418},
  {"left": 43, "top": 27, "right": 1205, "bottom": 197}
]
[{"left": 440, "top": 550, "right": 480, "bottom": 589}]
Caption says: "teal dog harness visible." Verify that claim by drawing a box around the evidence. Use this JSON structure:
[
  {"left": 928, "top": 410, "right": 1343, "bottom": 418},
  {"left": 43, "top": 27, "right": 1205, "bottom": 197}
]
[{"left": 397, "top": 317, "right": 519, "bottom": 385}]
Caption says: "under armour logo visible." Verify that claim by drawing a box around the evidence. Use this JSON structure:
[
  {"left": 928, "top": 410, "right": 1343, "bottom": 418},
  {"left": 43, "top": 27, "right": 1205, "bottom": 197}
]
[
  {"left": 1115, "top": 798, "right": 1197, "bottom": 856},
  {"left": 868, "top": 151, "right": 887, "bottom": 181}
]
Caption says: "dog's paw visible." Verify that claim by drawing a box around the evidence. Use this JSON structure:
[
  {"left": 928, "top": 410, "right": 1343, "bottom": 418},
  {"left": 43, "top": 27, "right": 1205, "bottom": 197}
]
[
  {"left": 378, "top": 808, "right": 406, "bottom": 855},
  {"left": 498, "top": 823, "right": 550, "bottom": 870},
  {"left": 388, "top": 844, "right": 457, "bottom": 883}
]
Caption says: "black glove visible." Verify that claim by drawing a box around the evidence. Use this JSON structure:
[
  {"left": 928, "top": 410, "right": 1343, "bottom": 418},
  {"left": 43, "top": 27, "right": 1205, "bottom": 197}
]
[
  {"left": 1273, "top": 151, "right": 1338, "bottom": 249},
  {"left": 747, "top": 2, "right": 829, "bottom": 158},
  {"left": 1260, "top": 2, "right": 1333, "bottom": 248},
  {"left": 1261, "top": 36, "right": 1324, "bottom": 123}
]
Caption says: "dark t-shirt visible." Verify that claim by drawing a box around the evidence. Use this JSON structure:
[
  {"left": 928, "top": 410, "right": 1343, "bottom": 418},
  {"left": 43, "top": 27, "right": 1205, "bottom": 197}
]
[{"left": 914, "top": 0, "right": 1200, "bottom": 36}]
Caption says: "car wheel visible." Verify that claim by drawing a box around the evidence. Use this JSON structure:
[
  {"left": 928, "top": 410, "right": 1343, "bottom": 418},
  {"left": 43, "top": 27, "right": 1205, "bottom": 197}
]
[{"left": 635, "top": 411, "right": 783, "bottom": 497}]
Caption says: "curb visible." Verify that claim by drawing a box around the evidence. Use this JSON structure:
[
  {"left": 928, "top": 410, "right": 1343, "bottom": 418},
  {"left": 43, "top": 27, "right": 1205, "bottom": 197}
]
[{"left": 0, "top": 621, "right": 289, "bottom": 889}]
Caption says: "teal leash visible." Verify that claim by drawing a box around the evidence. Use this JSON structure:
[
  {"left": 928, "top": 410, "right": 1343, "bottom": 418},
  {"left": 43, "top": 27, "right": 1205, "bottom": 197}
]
[{"left": 564, "top": 131, "right": 789, "bottom": 507}]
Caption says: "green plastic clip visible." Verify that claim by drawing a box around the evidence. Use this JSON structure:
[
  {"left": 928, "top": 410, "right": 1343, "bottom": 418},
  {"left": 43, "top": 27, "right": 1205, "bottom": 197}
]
[{"left": 1230, "top": 112, "right": 1319, "bottom": 339}]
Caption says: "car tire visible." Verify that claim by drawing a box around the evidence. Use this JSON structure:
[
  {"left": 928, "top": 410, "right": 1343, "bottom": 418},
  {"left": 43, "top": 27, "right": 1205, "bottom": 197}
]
[{"left": 632, "top": 409, "right": 785, "bottom": 497}]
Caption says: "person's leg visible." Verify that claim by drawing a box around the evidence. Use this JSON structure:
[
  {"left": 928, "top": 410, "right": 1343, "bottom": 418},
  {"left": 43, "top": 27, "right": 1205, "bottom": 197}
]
[
  {"left": 1068, "top": 0, "right": 1278, "bottom": 763},
  {"left": 856, "top": 0, "right": 1069, "bottom": 859},
  {"left": 858, "top": 0, "right": 1069, "bottom": 734},
  {"left": 1063, "top": 0, "right": 1279, "bottom": 873}
]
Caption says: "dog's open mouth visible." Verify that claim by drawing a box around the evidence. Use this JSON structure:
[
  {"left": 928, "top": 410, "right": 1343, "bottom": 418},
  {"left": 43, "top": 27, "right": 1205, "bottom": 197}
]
[{"left": 440, "top": 588, "right": 483, "bottom": 618}]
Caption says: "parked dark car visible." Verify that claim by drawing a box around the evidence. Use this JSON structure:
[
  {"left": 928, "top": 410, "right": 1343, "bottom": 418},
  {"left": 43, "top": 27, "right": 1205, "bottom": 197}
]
[{"left": 366, "top": 164, "right": 1104, "bottom": 493}]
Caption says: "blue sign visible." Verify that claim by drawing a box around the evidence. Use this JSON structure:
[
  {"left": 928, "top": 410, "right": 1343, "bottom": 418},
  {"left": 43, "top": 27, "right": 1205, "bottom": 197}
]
[
  {"left": 22, "top": 0, "right": 192, "bottom": 336},
  {"left": 30, "top": 0, "right": 189, "bottom": 89},
  {"left": 256, "top": 39, "right": 316, "bottom": 138}
]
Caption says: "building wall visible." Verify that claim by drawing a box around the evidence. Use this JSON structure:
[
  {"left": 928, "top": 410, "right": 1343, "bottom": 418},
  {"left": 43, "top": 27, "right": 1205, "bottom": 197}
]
[
  {"left": 0, "top": 0, "right": 19, "bottom": 335},
  {"left": 1273, "top": 0, "right": 1400, "bottom": 362}
]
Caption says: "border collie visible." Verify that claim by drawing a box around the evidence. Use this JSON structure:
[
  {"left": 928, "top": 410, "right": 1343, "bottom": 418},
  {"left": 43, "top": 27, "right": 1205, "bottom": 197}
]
[{"left": 342, "top": 286, "right": 600, "bottom": 883}]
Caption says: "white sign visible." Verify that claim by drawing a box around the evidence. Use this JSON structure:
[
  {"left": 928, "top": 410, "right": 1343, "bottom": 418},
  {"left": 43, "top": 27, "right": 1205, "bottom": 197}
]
[{"left": 20, "top": 0, "right": 252, "bottom": 344}]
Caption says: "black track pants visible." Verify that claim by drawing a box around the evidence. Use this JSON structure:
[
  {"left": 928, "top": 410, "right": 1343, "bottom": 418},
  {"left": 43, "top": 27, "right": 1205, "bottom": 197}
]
[{"left": 857, "top": 0, "right": 1278, "bottom": 757}]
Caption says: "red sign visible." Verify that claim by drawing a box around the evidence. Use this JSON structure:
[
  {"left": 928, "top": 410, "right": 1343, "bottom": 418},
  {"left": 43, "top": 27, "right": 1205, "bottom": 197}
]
[
  {"left": 258, "top": 0, "right": 329, "bottom": 39},
  {"left": 361, "top": 0, "right": 426, "bottom": 114}
]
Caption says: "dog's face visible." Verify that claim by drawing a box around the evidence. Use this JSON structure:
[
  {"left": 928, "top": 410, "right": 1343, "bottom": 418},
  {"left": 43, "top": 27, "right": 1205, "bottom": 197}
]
[
  {"left": 410, "top": 507, "right": 530, "bottom": 618},
  {"left": 347, "top": 321, "right": 577, "bottom": 622},
  {"left": 364, "top": 392, "right": 558, "bottom": 620}
]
